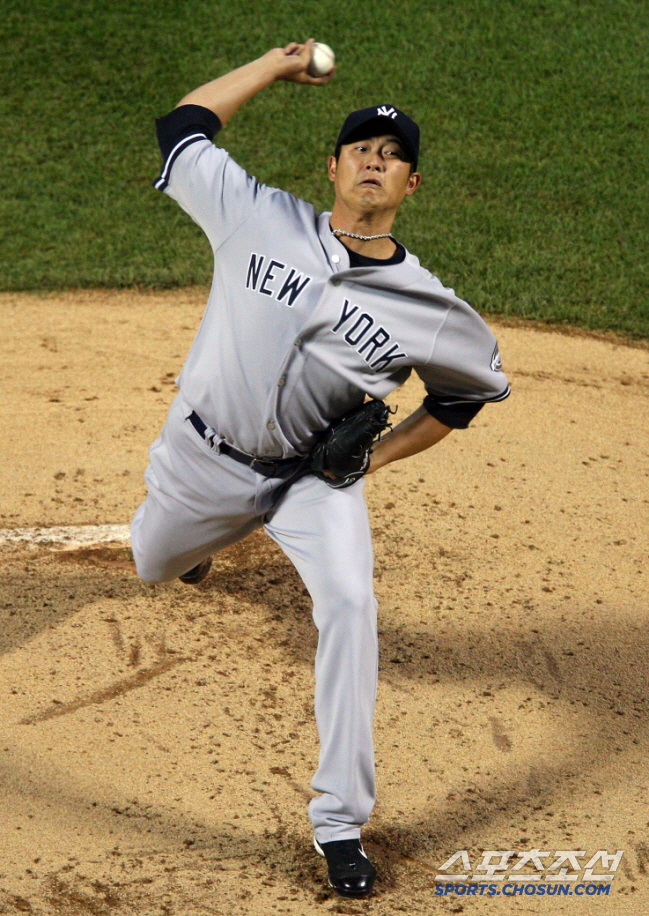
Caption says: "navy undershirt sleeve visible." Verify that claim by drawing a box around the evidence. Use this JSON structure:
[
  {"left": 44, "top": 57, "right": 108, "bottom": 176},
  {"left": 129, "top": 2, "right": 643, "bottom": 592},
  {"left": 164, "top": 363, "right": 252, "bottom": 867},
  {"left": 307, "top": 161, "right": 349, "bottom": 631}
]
[
  {"left": 422, "top": 395, "right": 484, "bottom": 429},
  {"left": 155, "top": 105, "right": 222, "bottom": 161}
]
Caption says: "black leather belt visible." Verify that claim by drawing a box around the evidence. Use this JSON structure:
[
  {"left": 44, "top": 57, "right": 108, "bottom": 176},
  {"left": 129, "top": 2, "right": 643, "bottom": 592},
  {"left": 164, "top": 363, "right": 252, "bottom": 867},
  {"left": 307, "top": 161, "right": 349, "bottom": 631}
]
[{"left": 188, "top": 411, "right": 306, "bottom": 480}]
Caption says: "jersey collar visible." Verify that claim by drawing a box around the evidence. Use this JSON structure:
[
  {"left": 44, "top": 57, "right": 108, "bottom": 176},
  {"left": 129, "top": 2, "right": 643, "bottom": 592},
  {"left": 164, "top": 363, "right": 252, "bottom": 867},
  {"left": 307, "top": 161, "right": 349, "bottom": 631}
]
[{"left": 317, "top": 212, "right": 424, "bottom": 290}]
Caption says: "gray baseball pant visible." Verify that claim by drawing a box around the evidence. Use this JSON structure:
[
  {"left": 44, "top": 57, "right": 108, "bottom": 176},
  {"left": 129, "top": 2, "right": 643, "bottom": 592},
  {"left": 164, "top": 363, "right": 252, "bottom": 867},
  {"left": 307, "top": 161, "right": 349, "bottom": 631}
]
[{"left": 131, "top": 393, "right": 378, "bottom": 843}]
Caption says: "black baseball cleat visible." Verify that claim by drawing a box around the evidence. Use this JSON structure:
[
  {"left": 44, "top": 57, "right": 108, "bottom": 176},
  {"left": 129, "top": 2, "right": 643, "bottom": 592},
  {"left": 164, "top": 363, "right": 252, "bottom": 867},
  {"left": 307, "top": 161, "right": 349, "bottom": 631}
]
[
  {"left": 178, "top": 556, "right": 212, "bottom": 585},
  {"left": 314, "top": 837, "right": 377, "bottom": 898}
]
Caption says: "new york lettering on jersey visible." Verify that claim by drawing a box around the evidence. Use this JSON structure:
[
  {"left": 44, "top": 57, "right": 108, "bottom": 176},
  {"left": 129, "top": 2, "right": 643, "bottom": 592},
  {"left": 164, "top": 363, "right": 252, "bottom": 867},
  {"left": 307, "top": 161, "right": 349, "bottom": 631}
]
[
  {"left": 331, "top": 298, "right": 408, "bottom": 371},
  {"left": 244, "top": 251, "right": 407, "bottom": 372},
  {"left": 246, "top": 252, "right": 312, "bottom": 306}
]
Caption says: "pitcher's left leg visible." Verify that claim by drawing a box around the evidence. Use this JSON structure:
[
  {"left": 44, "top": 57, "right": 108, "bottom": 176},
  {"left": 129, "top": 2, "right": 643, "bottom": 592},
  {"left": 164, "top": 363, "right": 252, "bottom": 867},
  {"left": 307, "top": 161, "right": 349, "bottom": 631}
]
[{"left": 264, "top": 474, "right": 378, "bottom": 844}]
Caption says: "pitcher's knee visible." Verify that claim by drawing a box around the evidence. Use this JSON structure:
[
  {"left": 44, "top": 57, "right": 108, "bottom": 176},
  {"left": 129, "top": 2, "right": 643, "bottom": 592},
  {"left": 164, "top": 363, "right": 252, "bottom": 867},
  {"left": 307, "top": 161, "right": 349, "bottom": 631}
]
[
  {"left": 132, "top": 549, "right": 173, "bottom": 584},
  {"left": 130, "top": 526, "right": 177, "bottom": 584},
  {"left": 312, "top": 576, "right": 377, "bottom": 628}
]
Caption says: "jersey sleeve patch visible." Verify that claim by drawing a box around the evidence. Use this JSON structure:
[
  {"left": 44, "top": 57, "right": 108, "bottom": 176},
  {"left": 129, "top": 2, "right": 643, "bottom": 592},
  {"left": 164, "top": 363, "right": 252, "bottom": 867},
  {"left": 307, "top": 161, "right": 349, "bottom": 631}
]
[{"left": 154, "top": 105, "right": 222, "bottom": 191}]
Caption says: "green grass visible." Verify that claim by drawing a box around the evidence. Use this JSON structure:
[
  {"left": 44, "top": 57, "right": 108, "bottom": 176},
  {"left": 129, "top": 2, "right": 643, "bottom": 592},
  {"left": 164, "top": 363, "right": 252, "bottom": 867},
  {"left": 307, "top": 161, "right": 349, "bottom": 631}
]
[{"left": 2, "top": 0, "right": 649, "bottom": 338}]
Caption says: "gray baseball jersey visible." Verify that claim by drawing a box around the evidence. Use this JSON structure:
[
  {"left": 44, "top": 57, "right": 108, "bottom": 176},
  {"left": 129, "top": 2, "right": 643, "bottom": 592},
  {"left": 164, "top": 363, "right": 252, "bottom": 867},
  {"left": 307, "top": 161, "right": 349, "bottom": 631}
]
[{"left": 154, "top": 107, "right": 510, "bottom": 459}]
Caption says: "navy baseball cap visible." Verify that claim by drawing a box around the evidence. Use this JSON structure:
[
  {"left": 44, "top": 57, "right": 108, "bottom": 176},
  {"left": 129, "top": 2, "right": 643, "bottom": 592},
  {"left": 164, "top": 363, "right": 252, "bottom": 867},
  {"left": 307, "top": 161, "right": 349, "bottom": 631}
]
[{"left": 335, "top": 105, "right": 420, "bottom": 170}]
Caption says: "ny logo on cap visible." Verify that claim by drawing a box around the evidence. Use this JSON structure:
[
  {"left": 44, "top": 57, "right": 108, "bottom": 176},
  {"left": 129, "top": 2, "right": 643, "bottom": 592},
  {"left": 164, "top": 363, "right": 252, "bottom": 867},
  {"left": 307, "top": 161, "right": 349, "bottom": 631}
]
[{"left": 377, "top": 105, "right": 397, "bottom": 119}]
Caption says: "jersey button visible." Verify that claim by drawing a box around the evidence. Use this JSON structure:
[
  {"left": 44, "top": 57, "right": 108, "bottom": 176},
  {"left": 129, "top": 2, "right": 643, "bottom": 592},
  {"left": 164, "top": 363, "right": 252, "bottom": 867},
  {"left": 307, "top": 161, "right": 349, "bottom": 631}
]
[
  {"left": 267, "top": 421, "right": 276, "bottom": 430},
  {"left": 294, "top": 337, "right": 303, "bottom": 346},
  {"left": 278, "top": 377, "right": 286, "bottom": 387},
  {"left": 331, "top": 255, "right": 340, "bottom": 264},
  {"left": 332, "top": 278, "right": 341, "bottom": 286}
]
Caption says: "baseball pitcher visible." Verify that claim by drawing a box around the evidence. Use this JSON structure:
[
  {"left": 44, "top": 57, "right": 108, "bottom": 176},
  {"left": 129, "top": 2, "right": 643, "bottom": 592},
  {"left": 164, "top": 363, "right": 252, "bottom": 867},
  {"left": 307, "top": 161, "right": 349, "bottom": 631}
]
[{"left": 131, "top": 39, "right": 510, "bottom": 897}]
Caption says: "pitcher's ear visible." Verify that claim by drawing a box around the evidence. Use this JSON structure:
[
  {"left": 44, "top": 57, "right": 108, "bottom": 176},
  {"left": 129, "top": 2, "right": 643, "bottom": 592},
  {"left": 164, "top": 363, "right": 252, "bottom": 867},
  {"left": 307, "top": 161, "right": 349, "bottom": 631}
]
[{"left": 405, "top": 171, "right": 422, "bottom": 196}]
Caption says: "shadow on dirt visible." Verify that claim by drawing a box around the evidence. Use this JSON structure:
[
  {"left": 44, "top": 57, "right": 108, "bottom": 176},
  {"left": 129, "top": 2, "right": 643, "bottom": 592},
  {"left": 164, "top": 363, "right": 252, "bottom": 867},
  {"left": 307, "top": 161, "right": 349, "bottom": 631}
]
[{"left": 2, "top": 528, "right": 648, "bottom": 902}]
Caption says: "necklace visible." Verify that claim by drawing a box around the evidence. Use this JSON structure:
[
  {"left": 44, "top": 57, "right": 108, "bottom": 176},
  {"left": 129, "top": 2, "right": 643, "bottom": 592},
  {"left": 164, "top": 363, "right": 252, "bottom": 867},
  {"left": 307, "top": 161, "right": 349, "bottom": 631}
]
[{"left": 332, "top": 228, "right": 395, "bottom": 242}]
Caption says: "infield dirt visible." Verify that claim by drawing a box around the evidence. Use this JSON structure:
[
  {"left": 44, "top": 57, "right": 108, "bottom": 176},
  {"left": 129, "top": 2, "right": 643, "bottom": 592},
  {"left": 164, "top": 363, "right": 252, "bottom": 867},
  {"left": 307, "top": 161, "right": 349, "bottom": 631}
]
[{"left": 1, "top": 290, "right": 648, "bottom": 915}]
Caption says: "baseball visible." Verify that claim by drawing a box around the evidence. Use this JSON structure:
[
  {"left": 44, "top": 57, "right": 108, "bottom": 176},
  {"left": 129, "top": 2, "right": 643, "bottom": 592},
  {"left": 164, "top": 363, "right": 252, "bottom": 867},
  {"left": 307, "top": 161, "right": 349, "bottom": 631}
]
[{"left": 307, "top": 42, "right": 335, "bottom": 78}]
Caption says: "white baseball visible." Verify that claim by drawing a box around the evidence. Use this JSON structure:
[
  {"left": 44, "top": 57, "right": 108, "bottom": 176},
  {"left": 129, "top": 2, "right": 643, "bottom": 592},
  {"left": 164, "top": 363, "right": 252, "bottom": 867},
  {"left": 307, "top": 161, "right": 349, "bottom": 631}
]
[{"left": 307, "top": 42, "right": 335, "bottom": 78}]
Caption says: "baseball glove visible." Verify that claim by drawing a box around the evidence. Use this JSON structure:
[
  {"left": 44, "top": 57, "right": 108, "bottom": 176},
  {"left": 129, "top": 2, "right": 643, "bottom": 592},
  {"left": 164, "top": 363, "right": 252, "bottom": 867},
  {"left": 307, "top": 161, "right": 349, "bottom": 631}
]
[{"left": 310, "top": 399, "right": 395, "bottom": 489}]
